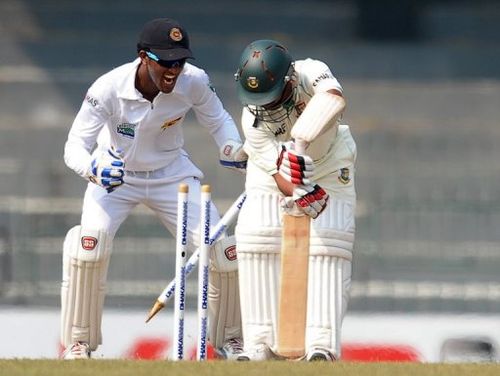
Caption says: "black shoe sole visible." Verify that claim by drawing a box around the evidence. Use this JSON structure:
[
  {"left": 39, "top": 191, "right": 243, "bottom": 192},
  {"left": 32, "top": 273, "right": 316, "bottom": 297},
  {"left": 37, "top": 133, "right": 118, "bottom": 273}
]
[{"left": 308, "top": 353, "right": 328, "bottom": 361}]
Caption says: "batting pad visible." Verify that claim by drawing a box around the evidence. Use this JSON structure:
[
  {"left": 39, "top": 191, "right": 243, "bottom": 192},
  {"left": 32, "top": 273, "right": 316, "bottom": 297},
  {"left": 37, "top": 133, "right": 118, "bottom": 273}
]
[
  {"left": 238, "top": 251, "right": 280, "bottom": 351},
  {"left": 306, "top": 255, "right": 351, "bottom": 359},
  {"left": 61, "top": 225, "right": 112, "bottom": 351},
  {"left": 306, "top": 197, "right": 355, "bottom": 359},
  {"left": 236, "top": 192, "right": 283, "bottom": 351}
]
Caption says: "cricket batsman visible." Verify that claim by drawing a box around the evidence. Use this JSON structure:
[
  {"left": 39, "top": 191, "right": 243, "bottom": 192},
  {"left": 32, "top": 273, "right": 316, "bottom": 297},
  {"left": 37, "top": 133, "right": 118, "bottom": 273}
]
[{"left": 233, "top": 40, "right": 357, "bottom": 361}]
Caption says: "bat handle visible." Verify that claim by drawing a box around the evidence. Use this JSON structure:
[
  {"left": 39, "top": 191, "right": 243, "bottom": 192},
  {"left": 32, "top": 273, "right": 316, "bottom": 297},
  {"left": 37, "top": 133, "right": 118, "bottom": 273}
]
[
  {"left": 290, "top": 138, "right": 310, "bottom": 216},
  {"left": 294, "top": 139, "right": 308, "bottom": 154}
]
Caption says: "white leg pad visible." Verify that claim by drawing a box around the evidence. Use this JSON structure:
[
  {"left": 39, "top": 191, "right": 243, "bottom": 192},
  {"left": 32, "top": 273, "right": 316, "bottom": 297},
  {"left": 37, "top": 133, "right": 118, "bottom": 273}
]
[
  {"left": 306, "top": 255, "right": 352, "bottom": 358},
  {"left": 208, "top": 270, "right": 241, "bottom": 348},
  {"left": 235, "top": 192, "right": 282, "bottom": 351},
  {"left": 208, "top": 236, "right": 242, "bottom": 348},
  {"left": 306, "top": 198, "right": 355, "bottom": 359},
  {"left": 237, "top": 251, "right": 280, "bottom": 351},
  {"left": 61, "top": 225, "right": 112, "bottom": 351}
]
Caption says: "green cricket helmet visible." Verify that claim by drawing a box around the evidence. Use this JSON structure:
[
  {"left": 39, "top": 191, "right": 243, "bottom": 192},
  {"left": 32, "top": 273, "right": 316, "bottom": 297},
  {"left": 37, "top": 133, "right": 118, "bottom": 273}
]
[{"left": 235, "top": 40, "right": 293, "bottom": 107}]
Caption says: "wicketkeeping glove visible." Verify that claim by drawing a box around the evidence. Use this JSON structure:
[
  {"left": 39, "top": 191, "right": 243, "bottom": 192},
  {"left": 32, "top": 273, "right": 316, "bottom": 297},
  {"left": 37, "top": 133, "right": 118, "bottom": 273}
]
[
  {"left": 219, "top": 139, "right": 248, "bottom": 173},
  {"left": 281, "top": 184, "right": 329, "bottom": 219},
  {"left": 277, "top": 141, "right": 315, "bottom": 185},
  {"left": 89, "top": 148, "right": 125, "bottom": 193}
]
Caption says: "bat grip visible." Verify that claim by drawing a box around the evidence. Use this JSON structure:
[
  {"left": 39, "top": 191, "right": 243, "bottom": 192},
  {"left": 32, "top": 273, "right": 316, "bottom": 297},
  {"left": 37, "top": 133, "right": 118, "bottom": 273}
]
[
  {"left": 294, "top": 139, "right": 308, "bottom": 154},
  {"left": 290, "top": 138, "right": 309, "bottom": 217}
]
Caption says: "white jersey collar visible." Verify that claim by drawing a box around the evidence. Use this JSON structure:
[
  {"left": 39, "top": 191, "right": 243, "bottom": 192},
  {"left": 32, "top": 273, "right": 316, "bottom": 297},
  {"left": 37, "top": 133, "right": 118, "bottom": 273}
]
[{"left": 116, "top": 58, "right": 146, "bottom": 101}]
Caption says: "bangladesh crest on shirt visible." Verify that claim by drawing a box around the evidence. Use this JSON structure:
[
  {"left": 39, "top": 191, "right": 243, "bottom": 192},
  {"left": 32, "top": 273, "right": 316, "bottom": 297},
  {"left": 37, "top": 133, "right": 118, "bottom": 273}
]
[{"left": 338, "top": 167, "right": 351, "bottom": 184}]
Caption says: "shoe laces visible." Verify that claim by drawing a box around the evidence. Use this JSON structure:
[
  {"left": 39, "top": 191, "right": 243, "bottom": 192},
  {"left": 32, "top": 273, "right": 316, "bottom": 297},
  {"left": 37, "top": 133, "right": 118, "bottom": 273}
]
[
  {"left": 224, "top": 338, "right": 244, "bottom": 353},
  {"left": 71, "top": 342, "right": 90, "bottom": 356}
]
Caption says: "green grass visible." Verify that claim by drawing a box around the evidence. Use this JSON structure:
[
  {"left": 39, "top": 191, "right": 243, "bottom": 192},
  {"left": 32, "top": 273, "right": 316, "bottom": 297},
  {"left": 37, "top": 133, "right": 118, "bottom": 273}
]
[{"left": 1, "top": 360, "right": 500, "bottom": 376}]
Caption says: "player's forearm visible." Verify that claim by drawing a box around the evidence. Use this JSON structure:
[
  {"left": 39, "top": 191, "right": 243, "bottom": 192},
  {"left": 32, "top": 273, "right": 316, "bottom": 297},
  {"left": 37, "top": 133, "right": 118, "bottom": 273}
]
[
  {"left": 208, "top": 115, "right": 242, "bottom": 148},
  {"left": 64, "top": 138, "right": 93, "bottom": 178},
  {"left": 64, "top": 101, "right": 108, "bottom": 178},
  {"left": 290, "top": 90, "right": 345, "bottom": 143},
  {"left": 273, "top": 173, "right": 294, "bottom": 196}
]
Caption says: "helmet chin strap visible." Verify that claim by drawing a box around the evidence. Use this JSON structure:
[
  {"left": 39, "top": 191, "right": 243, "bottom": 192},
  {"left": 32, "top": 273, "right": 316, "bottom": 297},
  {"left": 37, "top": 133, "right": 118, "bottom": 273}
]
[{"left": 248, "top": 84, "right": 298, "bottom": 123}]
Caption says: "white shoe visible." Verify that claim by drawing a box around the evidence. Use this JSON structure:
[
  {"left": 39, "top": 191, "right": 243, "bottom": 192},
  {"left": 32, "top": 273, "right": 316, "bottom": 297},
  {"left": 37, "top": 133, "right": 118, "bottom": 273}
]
[
  {"left": 216, "top": 337, "right": 244, "bottom": 360},
  {"left": 306, "top": 347, "right": 336, "bottom": 361},
  {"left": 237, "top": 344, "right": 279, "bottom": 361},
  {"left": 62, "top": 342, "right": 91, "bottom": 359}
]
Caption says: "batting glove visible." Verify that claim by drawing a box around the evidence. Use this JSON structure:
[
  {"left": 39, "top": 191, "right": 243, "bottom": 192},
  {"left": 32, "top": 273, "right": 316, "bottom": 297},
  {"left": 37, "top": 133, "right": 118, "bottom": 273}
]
[
  {"left": 89, "top": 148, "right": 125, "bottom": 193},
  {"left": 219, "top": 139, "right": 248, "bottom": 173},
  {"left": 281, "top": 184, "right": 329, "bottom": 219},
  {"left": 277, "top": 141, "right": 315, "bottom": 185}
]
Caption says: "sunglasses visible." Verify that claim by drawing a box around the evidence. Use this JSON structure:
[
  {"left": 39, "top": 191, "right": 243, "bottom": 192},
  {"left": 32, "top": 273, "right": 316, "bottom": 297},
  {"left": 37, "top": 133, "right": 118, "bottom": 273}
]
[{"left": 146, "top": 51, "right": 186, "bottom": 69}]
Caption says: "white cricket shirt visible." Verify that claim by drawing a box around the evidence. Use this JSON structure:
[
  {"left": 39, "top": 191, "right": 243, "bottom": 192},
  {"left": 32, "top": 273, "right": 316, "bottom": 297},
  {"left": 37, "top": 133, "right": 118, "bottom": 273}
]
[
  {"left": 241, "top": 58, "right": 344, "bottom": 178},
  {"left": 64, "top": 58, "right": 241, "bottom": 177},
  {"left": 241, "top": 59, "right": 356, "bottom": 192}
]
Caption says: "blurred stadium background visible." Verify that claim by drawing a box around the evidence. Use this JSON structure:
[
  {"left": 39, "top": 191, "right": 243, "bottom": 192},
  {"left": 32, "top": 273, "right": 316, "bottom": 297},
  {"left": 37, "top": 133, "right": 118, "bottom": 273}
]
[{"left": 1, "top": 0, "right": 500, "bottom": 360}]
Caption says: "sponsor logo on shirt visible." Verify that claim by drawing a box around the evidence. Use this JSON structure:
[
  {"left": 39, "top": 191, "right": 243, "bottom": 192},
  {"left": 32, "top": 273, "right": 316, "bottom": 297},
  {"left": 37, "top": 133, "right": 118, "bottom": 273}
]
[
  {"left": 272, "top": 123, "right": 287, "bottom": 137},
  {"left": 312, "top": 72, "right": 333, "bottom": 87},
  {"left": 161, "top": 116, "right": 183, "bottom": 131},
  {"left": 117, "top": 123, "right": 136, "bottom": 139},
  {"left": 85, "top": 94, "right": 98, "bottom": 107}
]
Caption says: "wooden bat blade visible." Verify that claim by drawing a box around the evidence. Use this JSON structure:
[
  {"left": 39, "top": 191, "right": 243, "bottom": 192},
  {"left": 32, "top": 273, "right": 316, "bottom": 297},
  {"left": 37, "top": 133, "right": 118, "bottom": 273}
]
[{"left": 277, "top": 213, "right": 310, "bottom": 358}]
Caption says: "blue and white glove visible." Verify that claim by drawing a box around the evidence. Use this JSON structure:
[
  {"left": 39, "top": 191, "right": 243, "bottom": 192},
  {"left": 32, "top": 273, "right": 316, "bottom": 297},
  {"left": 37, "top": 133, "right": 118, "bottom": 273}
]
[
  {"left": 219, "top": 139, "right": 248, "bottom": 173},
  {"left": 89, "top": 148, "right": 125, "bottom": 193},
  {"left": 281, "top": 184, "right": 329, "bottom": 219},
  {"left": 277, "top": 141, "right": 315, "bottom": 185}
]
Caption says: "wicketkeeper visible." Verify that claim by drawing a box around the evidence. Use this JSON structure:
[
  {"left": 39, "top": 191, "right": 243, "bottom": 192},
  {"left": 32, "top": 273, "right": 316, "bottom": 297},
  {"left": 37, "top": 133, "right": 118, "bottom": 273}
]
[
  {"left": 61, "top": 18, "right": 247, "bottom": 359},
  {"left": 234, "top": 40, "right": 357, "bottom": 361}
]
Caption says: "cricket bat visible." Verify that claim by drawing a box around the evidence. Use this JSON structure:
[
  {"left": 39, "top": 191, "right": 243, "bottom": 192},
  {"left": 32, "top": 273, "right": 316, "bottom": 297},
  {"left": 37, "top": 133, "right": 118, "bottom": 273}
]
[{"left": 276, "top": 140, "right": 310, "bottom": 359}]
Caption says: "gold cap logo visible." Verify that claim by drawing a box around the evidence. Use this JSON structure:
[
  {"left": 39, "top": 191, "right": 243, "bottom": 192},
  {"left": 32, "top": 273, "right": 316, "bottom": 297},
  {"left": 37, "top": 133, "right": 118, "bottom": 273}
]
[{"left": 169, "top": 27, "right": 183, "bottom": 42}]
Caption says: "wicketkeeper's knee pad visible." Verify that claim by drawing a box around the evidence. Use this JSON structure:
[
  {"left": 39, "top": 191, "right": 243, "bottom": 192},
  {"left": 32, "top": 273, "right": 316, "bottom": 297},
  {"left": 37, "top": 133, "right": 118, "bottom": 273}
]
[
  {"left": 210, "top": 235, "right": 238, "bottom": 273},
  {"left": 208, "top": 235, "right": 241, "bottom": 348},
  {"left": 61, "top": 225, "right": 112, "bottom": 351}
]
